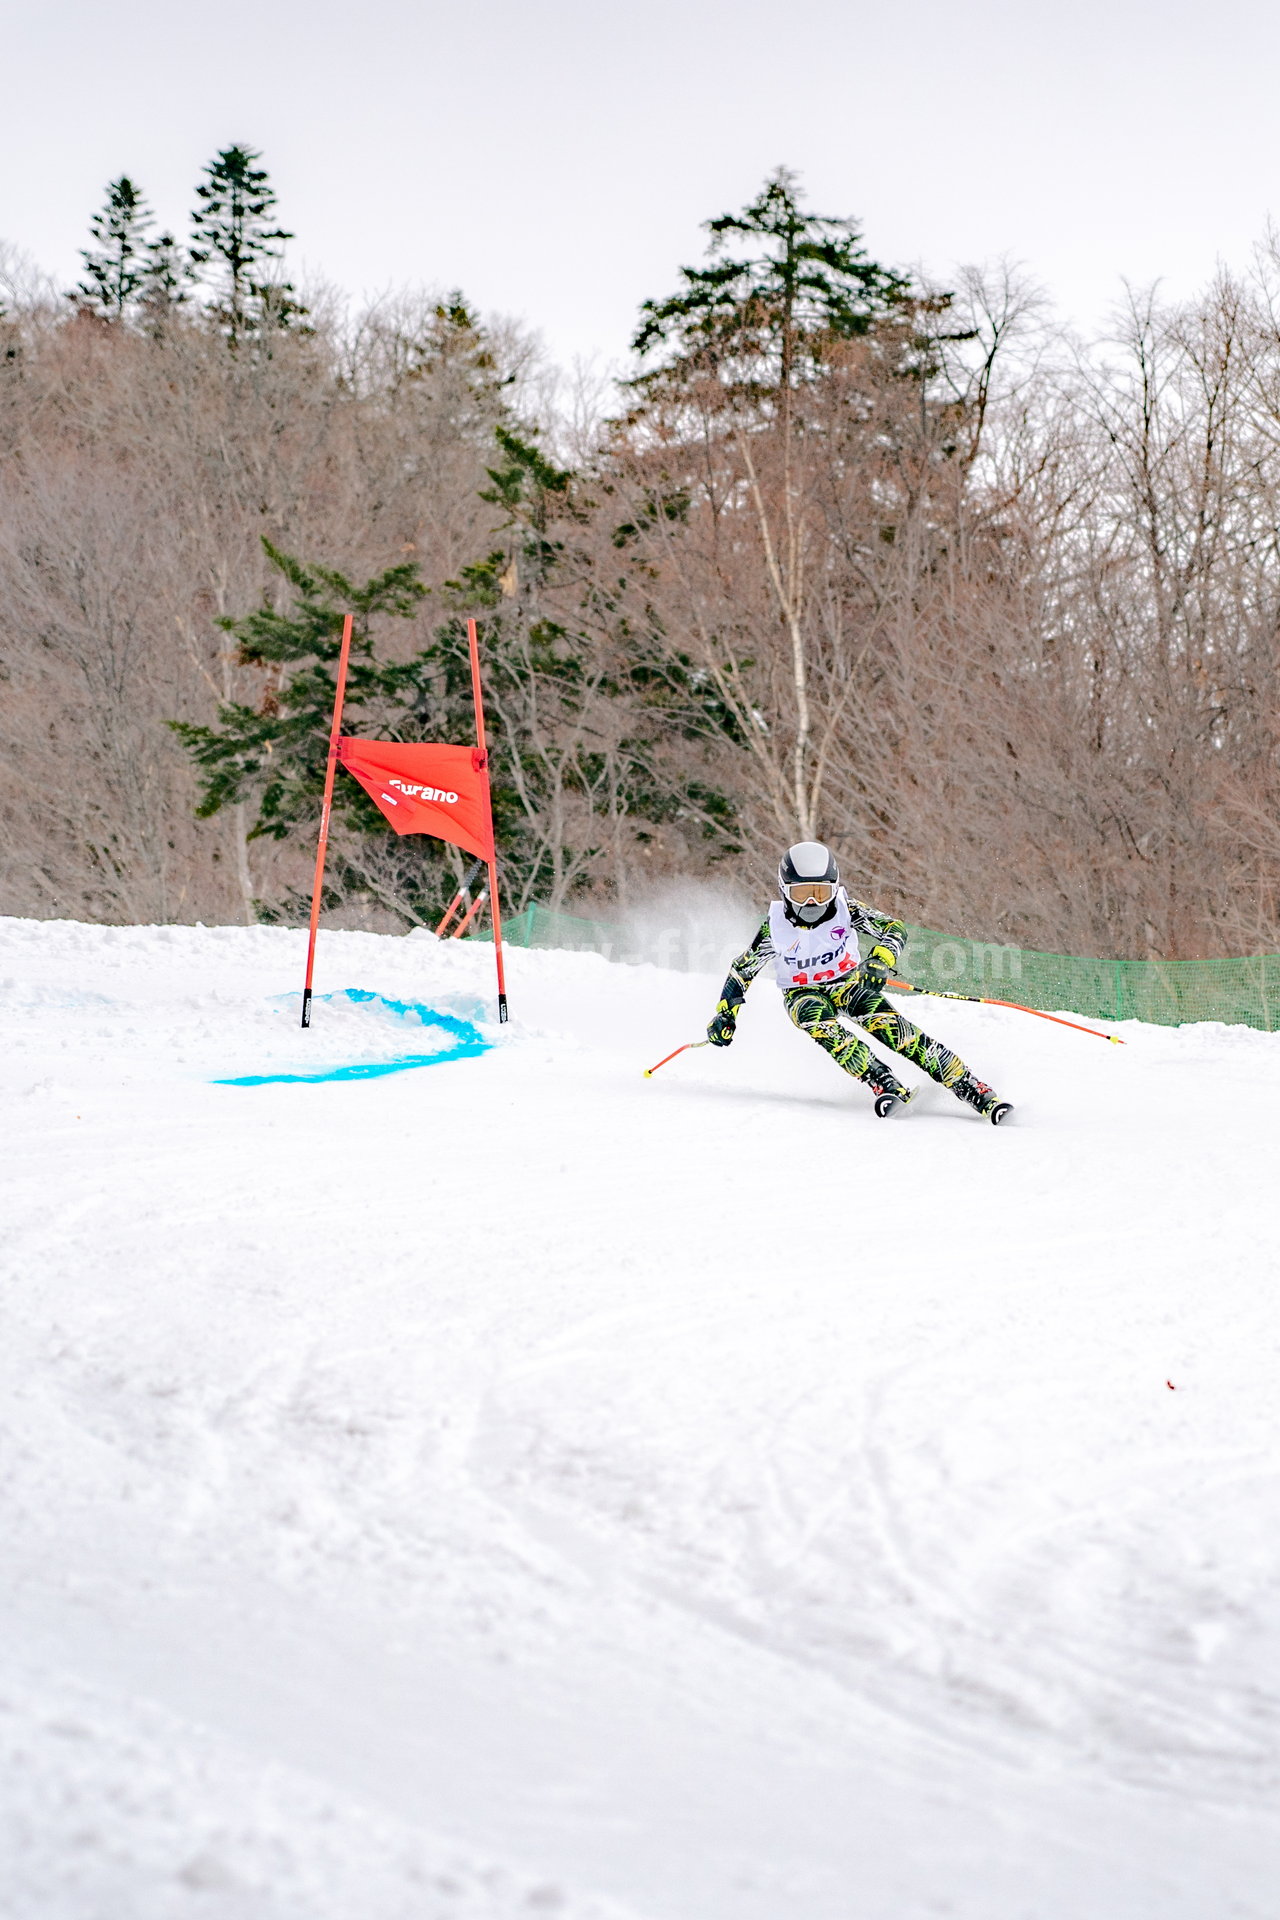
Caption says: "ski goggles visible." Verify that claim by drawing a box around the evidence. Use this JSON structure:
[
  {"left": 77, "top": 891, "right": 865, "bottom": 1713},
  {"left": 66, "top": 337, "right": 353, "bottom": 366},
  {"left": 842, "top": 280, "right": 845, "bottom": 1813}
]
[{"left": 782, "top": 879, "right": 836, "bottom": 906}]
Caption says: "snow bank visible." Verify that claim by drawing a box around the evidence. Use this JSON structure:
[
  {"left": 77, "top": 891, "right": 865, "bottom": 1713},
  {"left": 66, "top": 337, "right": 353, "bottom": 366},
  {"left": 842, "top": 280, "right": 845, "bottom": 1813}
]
[{"left": 2, "top": 916, "right": 1279, "bottom": 1917}]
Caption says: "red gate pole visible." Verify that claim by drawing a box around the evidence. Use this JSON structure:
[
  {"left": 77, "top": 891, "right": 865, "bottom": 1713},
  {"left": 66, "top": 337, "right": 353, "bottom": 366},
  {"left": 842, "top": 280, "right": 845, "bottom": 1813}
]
[
  {"left": 300, "top": 613, "right": 355, "bottom": 1029},
  {"left": 452, "top": 886, "right": 489, "bottom": 939},
  {"left": 466, "top": 616, "right": 508, "bottom": 1023},
  {"left": 434, "top": 857, "right": 486, "bottom": 936}
]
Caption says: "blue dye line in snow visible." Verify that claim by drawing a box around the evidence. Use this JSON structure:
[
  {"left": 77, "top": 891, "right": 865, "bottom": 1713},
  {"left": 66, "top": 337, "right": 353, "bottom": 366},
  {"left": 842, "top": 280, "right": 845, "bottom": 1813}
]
[{"left": 213, "top": 990, "right": 493, "bottom": 1086}]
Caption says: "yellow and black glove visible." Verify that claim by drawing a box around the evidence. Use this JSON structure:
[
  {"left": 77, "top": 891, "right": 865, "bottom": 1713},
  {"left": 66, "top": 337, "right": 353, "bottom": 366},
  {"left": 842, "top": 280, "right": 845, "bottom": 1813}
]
[
  {"left": 861, "top": 943, "right": 898, "bottom": 990},
  {"left": 707, "top": 997, "right": 739, "bottom": 1047}
]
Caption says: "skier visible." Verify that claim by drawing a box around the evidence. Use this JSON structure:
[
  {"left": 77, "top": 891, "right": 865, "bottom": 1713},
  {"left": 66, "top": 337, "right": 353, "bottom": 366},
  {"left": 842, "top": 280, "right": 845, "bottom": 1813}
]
[{"left": 707, "top": 843, "right": 1013, "bottom": 1123}]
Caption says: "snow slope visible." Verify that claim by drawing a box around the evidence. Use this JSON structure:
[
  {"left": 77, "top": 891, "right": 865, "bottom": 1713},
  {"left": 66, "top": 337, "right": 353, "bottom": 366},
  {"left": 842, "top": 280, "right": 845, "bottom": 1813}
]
[{"left": 2, "top": 915, "right": 1279, "bottom": 1919}]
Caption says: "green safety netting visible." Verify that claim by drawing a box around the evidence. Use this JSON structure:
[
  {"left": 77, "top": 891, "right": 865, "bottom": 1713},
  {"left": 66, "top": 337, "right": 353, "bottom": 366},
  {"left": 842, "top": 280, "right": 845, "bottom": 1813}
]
[
  {"left": 487, "top": 902, "right": 1280, "bottom": 1031},
  {"left": 498, "top": 902, "right": 620, "bottom": 956},
  {"left": 893, "top": 931, "right": 1280, "bottom": 1031}
]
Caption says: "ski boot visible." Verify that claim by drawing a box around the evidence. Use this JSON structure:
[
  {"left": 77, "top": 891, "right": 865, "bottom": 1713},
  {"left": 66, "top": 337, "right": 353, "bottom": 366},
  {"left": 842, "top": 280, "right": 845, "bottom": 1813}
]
[{"left": 954, "top": 1071, "right": 1013, "bottom": 1126}]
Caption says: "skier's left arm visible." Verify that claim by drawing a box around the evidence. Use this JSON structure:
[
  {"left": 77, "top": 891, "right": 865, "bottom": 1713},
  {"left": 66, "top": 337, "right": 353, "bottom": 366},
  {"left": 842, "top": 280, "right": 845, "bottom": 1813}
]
[
  {"left": 849, "top": 902, "right": 908, "bottom": 987},
  {"left": 707, "top": 917, "right": 772, "bottom": 1045}
]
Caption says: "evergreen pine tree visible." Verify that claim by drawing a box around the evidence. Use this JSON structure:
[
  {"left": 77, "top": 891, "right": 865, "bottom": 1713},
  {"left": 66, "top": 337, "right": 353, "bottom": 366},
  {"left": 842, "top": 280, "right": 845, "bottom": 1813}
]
[
  {"left": 631, "top": 167, "right": 910, "bottom": 401},
  {"left": 71, "top": 176, "right": 154, "bottom": 319},
  {"left": 623, "top": 171, "right": 936, "bottom": 845},
  {"left": 172, "top": 541, "right": 430, "bottom": 839},
  {"left": 170, "top": 542, "right": 460, "bottom": 923},
  {"left": 136, "top": 230, "right": 190, "bottom": 334},
  {"left": 188, "top": 145, "right": 301, "bottom": 342},
  {"left": 171, "top": 516, "right": 732, "bottom": 923}
]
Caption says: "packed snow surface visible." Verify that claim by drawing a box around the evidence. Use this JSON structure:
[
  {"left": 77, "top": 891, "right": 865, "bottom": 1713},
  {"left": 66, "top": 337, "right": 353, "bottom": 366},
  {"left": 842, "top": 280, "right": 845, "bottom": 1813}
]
[{"left": 2, "top": 915, "right": 1278, "bottom": 1919}]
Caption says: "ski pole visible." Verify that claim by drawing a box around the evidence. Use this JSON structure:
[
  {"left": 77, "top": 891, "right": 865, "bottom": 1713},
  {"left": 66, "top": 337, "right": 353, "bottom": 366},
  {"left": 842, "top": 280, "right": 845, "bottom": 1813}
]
[
  {"left": 887, "top": 979, "right": 1124, "bottom": 1045},
  {"left": 644, "top": 1040, "right": 711, "bottom": 1078}
]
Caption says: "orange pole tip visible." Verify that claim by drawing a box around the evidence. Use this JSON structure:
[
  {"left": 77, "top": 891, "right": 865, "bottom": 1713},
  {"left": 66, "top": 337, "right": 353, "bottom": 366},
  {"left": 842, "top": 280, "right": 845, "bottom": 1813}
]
[{"left": 644, "top": 1039, "right": 710, "bottom": 1077}]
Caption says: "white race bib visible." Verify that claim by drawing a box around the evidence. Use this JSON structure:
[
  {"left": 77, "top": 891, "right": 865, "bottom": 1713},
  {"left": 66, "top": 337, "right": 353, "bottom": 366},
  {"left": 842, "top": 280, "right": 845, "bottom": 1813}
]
[{"left": 768, "top": 889, "right": 861, "bottom": 989}]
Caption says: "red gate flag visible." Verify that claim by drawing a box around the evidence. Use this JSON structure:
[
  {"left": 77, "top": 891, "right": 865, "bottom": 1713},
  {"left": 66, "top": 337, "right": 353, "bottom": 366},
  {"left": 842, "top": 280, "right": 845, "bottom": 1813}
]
[
  {"left": 336, "top": 739, "right": 494, "bottom": 862},
  {"left": 301, "top": 615, "right": 508, "bottom": 1028}
]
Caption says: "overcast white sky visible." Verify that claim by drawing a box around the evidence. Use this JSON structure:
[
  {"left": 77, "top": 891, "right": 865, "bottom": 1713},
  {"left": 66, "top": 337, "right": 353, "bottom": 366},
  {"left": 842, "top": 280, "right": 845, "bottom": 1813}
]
[{"left": 4, "top": 0, "right": 1280, "bottom": 370}]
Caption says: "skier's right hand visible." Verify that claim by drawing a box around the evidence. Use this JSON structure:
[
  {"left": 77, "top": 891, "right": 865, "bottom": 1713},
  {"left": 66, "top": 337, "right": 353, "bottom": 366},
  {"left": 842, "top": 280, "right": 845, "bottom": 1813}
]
[{"left": 707, "top": 1004, "right": 737, "bottom": 1047}]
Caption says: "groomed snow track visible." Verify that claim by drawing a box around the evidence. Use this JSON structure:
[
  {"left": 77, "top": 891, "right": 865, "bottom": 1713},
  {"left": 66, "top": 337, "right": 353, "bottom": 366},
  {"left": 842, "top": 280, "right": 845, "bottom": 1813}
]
[{"left": 3, "top": 917, "right": 1278, "bottom": 1919}]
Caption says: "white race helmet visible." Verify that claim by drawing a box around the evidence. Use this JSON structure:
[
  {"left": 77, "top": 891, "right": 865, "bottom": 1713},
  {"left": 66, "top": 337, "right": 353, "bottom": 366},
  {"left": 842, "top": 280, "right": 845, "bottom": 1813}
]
[{"left": 778, "top": 842, "right": 839, "bottom": 923}]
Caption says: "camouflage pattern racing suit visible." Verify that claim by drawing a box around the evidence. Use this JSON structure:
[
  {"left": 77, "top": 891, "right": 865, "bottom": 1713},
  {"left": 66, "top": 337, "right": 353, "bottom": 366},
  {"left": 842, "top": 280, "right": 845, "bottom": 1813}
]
[{"left": 710, "top": 896, "right": 996, "bottom": 1113}]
